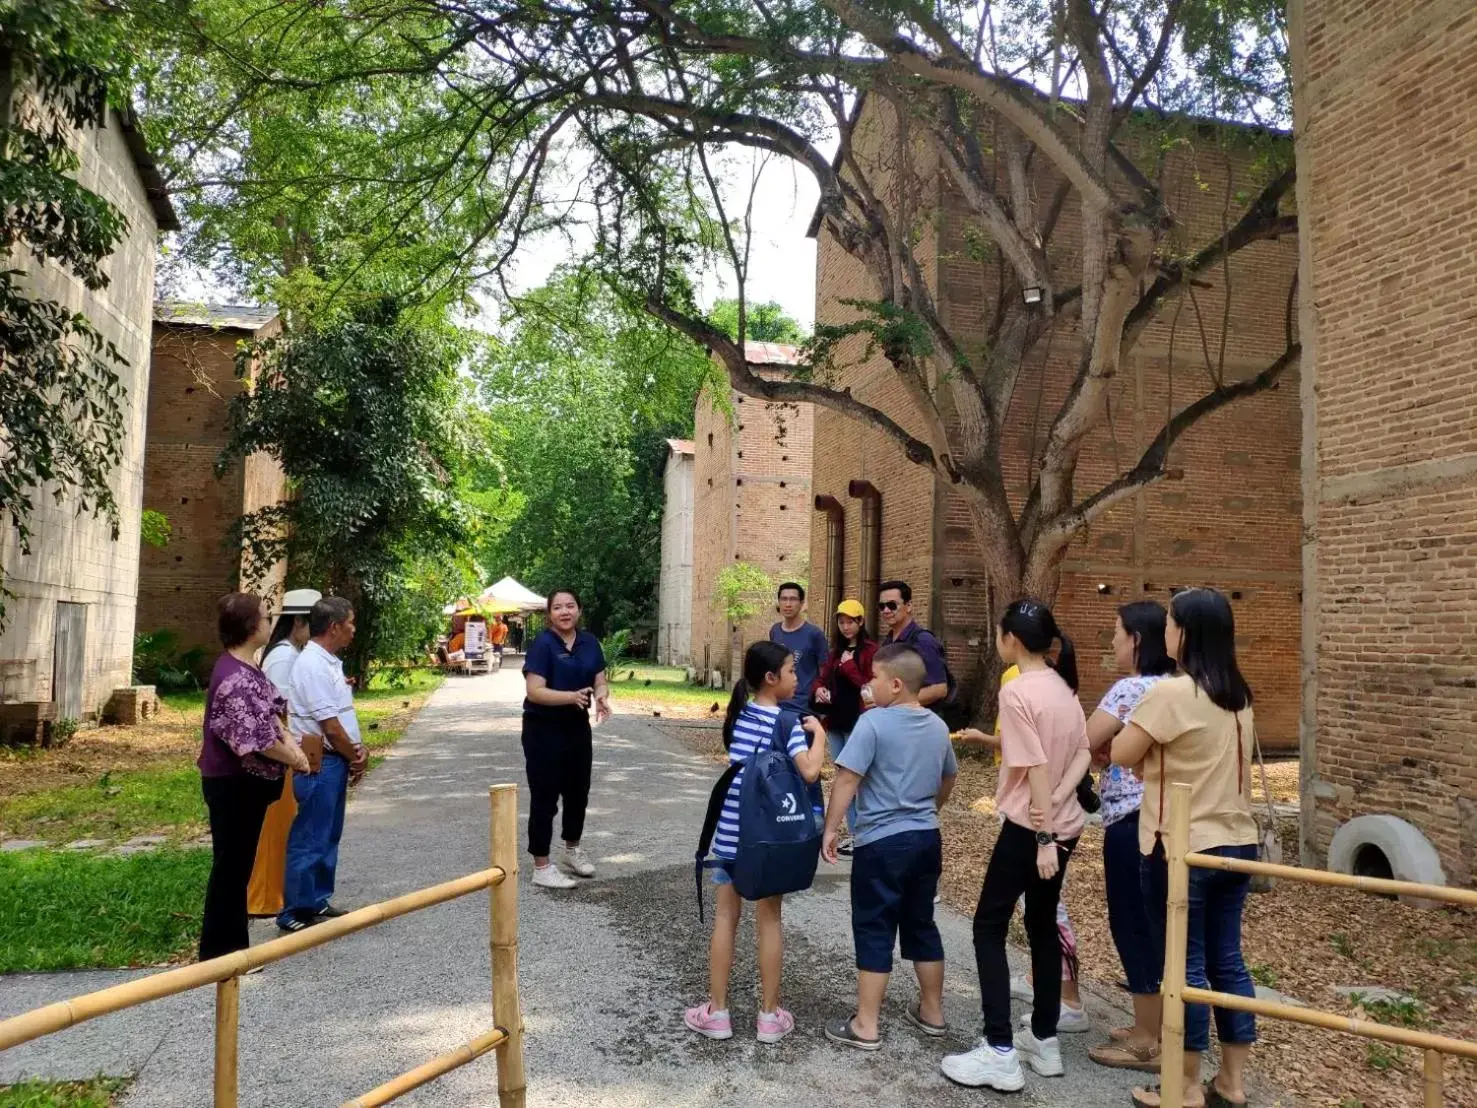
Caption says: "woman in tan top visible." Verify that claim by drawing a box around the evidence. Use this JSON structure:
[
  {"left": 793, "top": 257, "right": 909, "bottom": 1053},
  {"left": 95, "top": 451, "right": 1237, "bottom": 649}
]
[{"left": 1111, "top": 587, "right": 1257, "bottom": 1108}]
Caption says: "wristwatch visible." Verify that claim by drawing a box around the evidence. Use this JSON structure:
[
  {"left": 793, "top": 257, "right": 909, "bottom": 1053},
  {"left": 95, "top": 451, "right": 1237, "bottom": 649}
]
[{"left": 1035, "top": 830, "right": 1054, "bottom": 847}]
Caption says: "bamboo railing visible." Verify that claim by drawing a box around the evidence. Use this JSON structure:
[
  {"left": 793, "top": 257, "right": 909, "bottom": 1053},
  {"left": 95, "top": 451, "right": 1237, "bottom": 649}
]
[
  {"left": 0, "top": 784, "right": 527, "bottom": 1108},
  {"left": 1159, "top": 781, "right": 1477, "bottom": 1108}
]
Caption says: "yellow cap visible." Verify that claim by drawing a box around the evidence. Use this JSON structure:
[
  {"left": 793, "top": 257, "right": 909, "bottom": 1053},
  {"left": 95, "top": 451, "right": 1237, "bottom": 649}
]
[{"left": 835, "top": 598, "right": 866, "bottom": 619}]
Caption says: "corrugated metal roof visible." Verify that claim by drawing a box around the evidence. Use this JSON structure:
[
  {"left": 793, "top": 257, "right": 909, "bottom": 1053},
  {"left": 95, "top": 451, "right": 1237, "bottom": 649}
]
[
  {"left": 666, "top": 438, "right": 696, "bottom": 455},
  {"left": 744, "top": 341, "right": 803, "bottom": 366},
  {"left": 154, "top": 302, "right": 279, "bottom": 331}
]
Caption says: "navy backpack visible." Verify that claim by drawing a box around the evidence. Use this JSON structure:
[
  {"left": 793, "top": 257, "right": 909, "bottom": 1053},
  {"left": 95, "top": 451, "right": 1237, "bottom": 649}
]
[{"left": 695, "top": 709, "right": 822, "bottom": 920}]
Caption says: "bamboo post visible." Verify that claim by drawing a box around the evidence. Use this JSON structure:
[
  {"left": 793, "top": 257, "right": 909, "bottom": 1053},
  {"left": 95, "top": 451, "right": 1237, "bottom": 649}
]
[
  {"left": 490, "top": 784, "right": 527, "bottom": 1108},
  {"left": 1159, "top": 782, "right": 1194, "bottom": 1108},
  {"left": 213, "top": 976, "right": 240, "bottom": 1108},
  {"left": 1424, "top": 1048, "right": 1443, "bottom": 1107}
]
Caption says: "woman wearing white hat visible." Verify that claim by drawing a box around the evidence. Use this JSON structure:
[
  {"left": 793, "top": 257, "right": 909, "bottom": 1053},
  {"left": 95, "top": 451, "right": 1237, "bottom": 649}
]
[{"left": 247, "top": 588, "right": 321, "bottom": 917}]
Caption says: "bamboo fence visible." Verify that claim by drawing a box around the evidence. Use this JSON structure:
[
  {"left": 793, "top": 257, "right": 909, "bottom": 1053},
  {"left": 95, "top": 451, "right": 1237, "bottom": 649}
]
[
  {"left": 1159, "top": 782, "right": 1476, "bottom": 1108},
  {"left": 0, "top": 784, "right": 527, "bottom": 1108}
]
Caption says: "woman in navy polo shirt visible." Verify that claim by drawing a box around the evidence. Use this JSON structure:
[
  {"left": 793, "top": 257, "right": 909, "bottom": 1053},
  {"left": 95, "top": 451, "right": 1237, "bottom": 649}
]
[{"left": 522, "top": 588, "right": 610, "bottom": 889}]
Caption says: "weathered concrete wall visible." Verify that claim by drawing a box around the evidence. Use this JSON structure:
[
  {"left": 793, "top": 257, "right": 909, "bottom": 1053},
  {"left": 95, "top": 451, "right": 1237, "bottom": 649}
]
[
  {"left": 0, "top": 110, "right": 160, "bottom": 716},
  {"left": 1292, "top": 0, "right": 1477, "bottom": 880},
  {"left": 657, "top": 444, "right": 695, "bottom": 666}
]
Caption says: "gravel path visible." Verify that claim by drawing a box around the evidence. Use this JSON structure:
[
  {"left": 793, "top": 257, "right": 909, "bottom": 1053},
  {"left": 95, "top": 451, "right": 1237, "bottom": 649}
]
[{"left": 3, "top": 668, "right": 1161, "bottom": 1107}]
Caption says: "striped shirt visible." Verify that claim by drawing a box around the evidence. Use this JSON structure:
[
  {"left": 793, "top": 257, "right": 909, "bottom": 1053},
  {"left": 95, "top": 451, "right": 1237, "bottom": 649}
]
[{"left": 712, "top": 702, "right": 809, "bottom": 860}]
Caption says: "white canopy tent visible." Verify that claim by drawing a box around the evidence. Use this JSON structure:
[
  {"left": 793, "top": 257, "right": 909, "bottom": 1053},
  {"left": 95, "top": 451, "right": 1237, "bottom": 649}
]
[{"left": 481, "top": 576, "right": 546, "bottom": 611}]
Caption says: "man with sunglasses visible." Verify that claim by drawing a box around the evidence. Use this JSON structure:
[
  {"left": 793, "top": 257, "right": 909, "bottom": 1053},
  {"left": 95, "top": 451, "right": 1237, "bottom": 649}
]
[{"left": 877, "top": 581, "right": 951, "bottom": 712}]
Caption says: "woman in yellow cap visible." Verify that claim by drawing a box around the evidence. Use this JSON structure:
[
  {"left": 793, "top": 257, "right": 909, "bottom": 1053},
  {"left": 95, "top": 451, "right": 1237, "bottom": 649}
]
[{"left": 813, "top": 598, "right": 878, "bottom": 856}]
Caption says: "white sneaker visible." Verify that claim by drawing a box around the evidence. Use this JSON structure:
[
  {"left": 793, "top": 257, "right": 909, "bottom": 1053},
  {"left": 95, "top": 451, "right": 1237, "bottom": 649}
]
[
  {"left": 1009, "top": 973, "right": 1034, "bottom": 1002},
  {"left": 1013, "top": 1027, "right": 1064, "bottom": 1076},
  {"left": 532, "top": 863, "right": 577, "bottom": 889},
  {"left": 1019, "top": 1004, "right": 1090, "bottom": 1033},
  {"left": 561, "top": 845, "right": 595, "bottom": 878},
  {"left": 940, "top": 1041, "right": 1026, "bottom": 1092}
]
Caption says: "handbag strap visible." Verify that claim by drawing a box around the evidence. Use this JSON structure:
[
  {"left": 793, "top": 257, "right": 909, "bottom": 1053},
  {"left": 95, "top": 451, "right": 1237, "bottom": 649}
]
[{"left": 1242, "top": 712, "right": 1277, "bottom": 823}]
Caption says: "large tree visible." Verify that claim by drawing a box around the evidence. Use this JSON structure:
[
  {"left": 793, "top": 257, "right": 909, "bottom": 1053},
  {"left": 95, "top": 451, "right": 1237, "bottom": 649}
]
[
  {"left": 477, "top": 269, "right": 714, "bottom": 636},
  {"left": 138, "top": 1, "right": 1298, "bottom": 692},
  {"left": 219, "top": 298, "right": 484, "bottom": 680}
]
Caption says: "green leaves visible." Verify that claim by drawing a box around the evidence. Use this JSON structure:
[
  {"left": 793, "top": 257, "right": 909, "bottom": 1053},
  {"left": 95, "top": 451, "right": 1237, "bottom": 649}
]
[
  {"left": 0, "top": 1, "right": 136, "bottom": 629},
  {"left": 218, "top": 298, "right": 479, "bottom": 677},
  {"left": 472, "top": 269, "right": 712, "bottom": 636}
]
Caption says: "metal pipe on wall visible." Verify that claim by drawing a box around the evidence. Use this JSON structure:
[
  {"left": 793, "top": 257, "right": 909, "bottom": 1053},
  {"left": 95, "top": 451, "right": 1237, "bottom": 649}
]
[
  {"left": 813, "top": 495, "right": 845, "bottom": 622},
  {"left": 847, "top": 481, "right": 881, "bottom": 614}
]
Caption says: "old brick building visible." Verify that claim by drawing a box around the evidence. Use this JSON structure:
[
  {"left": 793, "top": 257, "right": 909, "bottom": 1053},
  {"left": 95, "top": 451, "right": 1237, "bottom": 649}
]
[
  {"left": 1292, "top": 0, "right": 1477, "bottom": 881},
  {"left": 690, "top": 344, "right": 815, "bottom": 682},
  {"left": 806, "top": 102, "right": 1303, "bottom": 748},
  {"left": 0, "top": 106, "right": 177, "bottom": 729},
  {"left": 136, "top": 304, "right": 287, "bottom": 656}
]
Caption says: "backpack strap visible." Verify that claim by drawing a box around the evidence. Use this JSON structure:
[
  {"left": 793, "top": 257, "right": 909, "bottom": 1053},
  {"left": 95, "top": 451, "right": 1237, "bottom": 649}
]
[
  {"left": 772, "top": 709, "right": 824, "bottom": 816},
  {"left": 695, "top": 762, "right": 742, "bottom": 924}
]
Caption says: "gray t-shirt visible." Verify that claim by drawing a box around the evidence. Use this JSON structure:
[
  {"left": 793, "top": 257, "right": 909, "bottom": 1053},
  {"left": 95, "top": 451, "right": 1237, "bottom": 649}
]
[{"left": 835, "top": 705, "right": 958, "bottom": 848}]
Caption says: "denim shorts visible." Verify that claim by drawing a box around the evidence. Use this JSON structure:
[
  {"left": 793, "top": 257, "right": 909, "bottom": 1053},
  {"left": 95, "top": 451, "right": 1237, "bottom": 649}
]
[
  {"left": 710, "top": 860, "right": 734, "bottom": 887},
  {"left": 850, "top": 829, "right": 944, "bottom": 973}
]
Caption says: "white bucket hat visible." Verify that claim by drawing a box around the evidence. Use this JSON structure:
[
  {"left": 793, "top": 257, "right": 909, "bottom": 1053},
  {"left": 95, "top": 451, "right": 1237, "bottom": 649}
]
[{"left": 280, "top": 588, "right": 322, "bottom": 616}]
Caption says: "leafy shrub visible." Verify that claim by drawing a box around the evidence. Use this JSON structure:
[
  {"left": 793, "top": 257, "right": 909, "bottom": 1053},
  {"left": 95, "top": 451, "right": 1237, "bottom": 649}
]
[
  {"left": 48, "top": 717, "right": 79, "bottom": 748},
  {"left": 132, "top": 630, "right": 207, "bottom": 691},
  {"left": 602, "top": 629, "right": 632, "bottom": 677}
]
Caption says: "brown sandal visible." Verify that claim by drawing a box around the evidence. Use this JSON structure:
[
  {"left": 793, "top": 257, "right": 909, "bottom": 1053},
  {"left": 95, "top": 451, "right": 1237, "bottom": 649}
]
[{"left": 1091, "top": 1040, "right": 1161, "bottom": 1072}]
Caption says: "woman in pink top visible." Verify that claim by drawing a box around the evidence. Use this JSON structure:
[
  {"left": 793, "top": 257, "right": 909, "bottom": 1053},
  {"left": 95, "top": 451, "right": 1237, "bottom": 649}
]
[{"left": 941, "top": 600, "right": 1091, "bottom": 1094}]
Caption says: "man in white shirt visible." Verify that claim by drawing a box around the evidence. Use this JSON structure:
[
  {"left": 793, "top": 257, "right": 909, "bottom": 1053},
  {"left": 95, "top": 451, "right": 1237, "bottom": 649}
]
[{"left": 277, "top": 597, "right": 365, "bottom": 932}]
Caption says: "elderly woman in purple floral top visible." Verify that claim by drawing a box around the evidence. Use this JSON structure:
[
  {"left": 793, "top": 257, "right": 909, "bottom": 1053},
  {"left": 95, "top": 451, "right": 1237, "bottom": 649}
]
[{"left": 198, "top": 593, "right": 311, "bottom": 961}]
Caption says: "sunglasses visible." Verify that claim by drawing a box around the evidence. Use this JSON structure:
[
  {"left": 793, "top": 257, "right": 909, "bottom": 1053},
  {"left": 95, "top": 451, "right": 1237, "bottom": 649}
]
[{"left": 878, "top": 600, "right": 901, "bottom": 612}]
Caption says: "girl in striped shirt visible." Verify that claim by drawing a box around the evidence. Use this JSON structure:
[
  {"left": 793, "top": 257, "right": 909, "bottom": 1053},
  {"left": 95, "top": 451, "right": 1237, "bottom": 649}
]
[{"left": 685, "top": 640, "right": 827, "bottom": 1044}]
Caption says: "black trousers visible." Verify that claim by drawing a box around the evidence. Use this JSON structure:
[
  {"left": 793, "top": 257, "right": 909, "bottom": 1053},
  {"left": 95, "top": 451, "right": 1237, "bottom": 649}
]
[
  {"left": 973, "top": 820, "right": 1079, "bottom": 1046},
  {"left": 521, "top": 710, "right": 593, "bottom": 858},
  {"left": 200, "top": 773, "right": 284, "bottom": 961}
]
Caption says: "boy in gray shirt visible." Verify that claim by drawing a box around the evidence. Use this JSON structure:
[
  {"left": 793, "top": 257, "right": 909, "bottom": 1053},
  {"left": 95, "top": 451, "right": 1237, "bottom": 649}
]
[{"left": 822, "top": 644, "right": 957, "bottom": 1050}]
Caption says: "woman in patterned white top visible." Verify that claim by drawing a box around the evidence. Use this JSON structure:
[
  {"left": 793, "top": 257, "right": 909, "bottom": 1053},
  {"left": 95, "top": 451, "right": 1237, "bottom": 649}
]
[{"left": 1086, "top": 601, "right": 1175, "bottom": 1072}]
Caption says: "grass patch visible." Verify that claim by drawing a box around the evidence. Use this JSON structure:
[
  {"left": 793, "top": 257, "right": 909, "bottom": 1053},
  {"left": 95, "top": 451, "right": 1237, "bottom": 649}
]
[
  {"left": 608, "top": 664, "right": 722, "bottom": 708},
  {"left": 159, "top": 689, "right": 205, "bottom": 715},
  {"left": 0, "top": 1079, "right": 128, "bottom": 1108},
  {"left": 0, "top": 765, "right": 205, "bottom": 844},
  {"left": 0, "top": 848, "right": 211, "bottom": 971}
]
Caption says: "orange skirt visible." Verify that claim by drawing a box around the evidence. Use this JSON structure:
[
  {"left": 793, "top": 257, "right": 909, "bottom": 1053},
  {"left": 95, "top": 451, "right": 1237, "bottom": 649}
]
[{"left": 247, "top": 769, "right": 298, "bottom": 916}]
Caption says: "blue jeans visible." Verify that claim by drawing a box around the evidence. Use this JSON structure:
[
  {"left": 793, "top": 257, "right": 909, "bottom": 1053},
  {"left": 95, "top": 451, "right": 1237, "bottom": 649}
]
[
  {"left": 1142, "top": 841, "right": 1258, "bottom": 1053},
  {"left": 278, "top": 753, "right": 349, "bottom": 925},
  {"left": 1104, "top": 812, "right": 1159, "bottom": 995},
  {"left": 826, "top": 730, "right": 859, "bottom": 830}
]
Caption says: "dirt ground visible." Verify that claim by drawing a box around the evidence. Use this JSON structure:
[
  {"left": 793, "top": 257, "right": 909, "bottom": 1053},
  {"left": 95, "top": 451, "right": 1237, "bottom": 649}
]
[
  {"left": 657, "top": 724, "right": 1476, "bottom": 1108},
  {"left": 0, "top": 701, "right": 203, "bottom": 803}
]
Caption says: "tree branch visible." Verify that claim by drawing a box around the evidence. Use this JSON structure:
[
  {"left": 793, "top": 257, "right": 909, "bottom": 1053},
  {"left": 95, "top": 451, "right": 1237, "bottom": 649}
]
[
  {"left": 1123, "top": 166, "right": 1297, "bottom": 348},
  {"left": 1035, "top": 341, "right": 1301, "bottom": 548}
]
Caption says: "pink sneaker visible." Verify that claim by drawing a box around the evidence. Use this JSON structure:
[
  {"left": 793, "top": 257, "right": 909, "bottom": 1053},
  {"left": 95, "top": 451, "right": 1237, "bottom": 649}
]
[
  {"left": 684, "top": 1002, "right": 733, "bottom": 1040},
  {"left": 756, "top": 1007, "right": 796, "bottom": 1044}
]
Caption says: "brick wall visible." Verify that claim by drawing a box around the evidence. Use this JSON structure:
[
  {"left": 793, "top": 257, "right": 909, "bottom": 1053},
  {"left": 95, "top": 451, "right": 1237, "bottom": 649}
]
[
  {"left": 691, "top": 357, "right": 816, "bottom": 682},
  {"left": 1292, "top": 0, "right": 1477, "bottom": 879},
  {"left": 138, "top": 321, "right": 287, "bottom": 657},
  {"left": 0, "top": 110, "right": 160, "bottom": 715},
  {"left": 810, "top": 98, "right": 1303, "bottom": 746}
]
